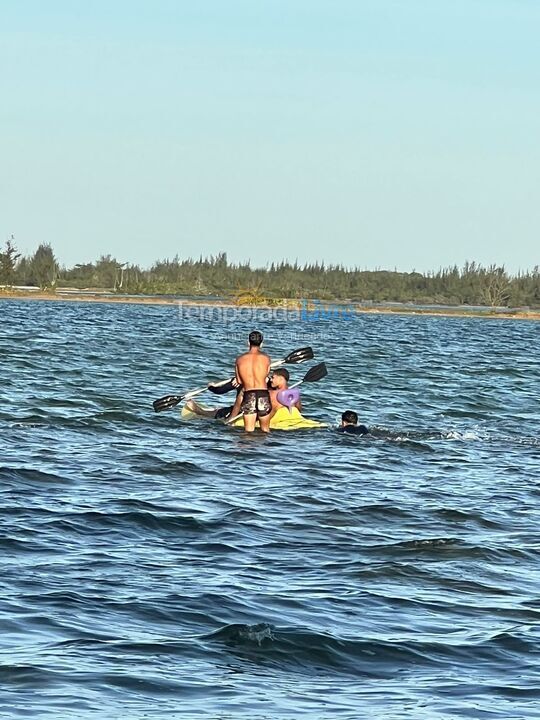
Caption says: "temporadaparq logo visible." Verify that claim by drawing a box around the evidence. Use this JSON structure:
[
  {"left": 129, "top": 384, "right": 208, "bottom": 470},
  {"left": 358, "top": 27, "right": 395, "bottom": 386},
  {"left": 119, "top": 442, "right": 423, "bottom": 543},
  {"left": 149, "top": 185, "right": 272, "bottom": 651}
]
[{"left": 177, "top": 297, "right": 357, "bottom": 324}]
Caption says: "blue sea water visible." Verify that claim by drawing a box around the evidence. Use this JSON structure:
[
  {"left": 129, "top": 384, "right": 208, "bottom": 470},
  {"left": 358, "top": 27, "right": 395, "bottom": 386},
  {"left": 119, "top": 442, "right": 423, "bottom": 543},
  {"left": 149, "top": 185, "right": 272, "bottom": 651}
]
[{"left": 0, "top": 299, "right": 539, "bottom": 719}]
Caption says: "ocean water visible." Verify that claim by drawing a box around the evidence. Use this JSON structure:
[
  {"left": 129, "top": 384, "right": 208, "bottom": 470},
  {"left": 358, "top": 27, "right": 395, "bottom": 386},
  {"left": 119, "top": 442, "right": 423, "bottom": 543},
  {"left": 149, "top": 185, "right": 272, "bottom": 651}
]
[{"left": 1, "top": 299, "right": 539, "bottom": 720}]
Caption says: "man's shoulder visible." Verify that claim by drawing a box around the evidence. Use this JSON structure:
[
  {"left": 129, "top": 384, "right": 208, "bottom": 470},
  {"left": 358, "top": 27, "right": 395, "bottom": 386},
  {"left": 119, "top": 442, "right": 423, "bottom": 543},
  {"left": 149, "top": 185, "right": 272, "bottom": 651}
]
[
  {"left": 237, "top": 351, "right": 270, "bottom": 362},
  {"left": 338, "top": 424, "right": 369, "bottom": 435}
]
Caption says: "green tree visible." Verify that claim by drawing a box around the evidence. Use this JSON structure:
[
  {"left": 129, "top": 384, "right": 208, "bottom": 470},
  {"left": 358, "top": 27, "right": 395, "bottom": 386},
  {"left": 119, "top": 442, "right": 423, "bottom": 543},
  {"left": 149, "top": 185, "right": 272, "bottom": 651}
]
[
  {"left": 95, "top": 255, "right": 121, "bottom": 288},
  {"left": 29, "top": 243, "right": 58, "bottom": 289},
  {"left": 0, "top": 236, "right": 21, "bottom": 286},
  {"left": 480, "top": 265, "right": 510, "bottom": 307}
]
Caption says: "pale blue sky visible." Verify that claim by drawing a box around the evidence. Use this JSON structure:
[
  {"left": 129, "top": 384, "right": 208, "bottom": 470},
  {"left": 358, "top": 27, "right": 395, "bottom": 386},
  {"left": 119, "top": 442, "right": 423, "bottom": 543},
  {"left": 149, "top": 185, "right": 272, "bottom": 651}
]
[{"left": 1, "top": 0, "right": 539, "bottom": 272}]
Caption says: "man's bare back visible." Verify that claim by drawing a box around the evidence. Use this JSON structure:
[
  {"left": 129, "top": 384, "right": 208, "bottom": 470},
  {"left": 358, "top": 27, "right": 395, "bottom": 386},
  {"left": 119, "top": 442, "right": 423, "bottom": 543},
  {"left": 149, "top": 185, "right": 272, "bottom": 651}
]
[{"left": 235, "top": 351, "right": 270, "bottom": 390}]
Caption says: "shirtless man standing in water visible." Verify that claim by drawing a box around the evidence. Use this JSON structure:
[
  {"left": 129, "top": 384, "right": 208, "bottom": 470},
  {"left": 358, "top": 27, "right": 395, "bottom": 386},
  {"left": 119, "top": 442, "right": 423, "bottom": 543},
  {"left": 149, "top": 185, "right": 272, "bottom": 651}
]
[{"left": 235, "top": 330, "right": 271, "bottom": 432}]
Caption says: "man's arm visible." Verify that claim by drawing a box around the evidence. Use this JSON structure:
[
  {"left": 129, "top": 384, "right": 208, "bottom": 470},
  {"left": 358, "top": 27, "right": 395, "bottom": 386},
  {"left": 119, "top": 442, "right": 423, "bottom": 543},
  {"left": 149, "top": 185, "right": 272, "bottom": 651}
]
[
  {"left": 235, "top": 360, "right": 242, "bottom": 387},
  {"left": 266, "top": 388, "right": 279, "bottom": 421},
  {"left": 230, "top": 389, "right": 244, "bottom": 419},
  {"left": 264, "top": 354, "right": 271, "bottom": 383}
]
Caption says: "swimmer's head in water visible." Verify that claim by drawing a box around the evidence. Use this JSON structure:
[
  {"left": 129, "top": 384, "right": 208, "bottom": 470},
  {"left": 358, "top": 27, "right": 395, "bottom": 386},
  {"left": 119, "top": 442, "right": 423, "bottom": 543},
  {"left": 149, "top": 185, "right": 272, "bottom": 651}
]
[
  {"left": 268, "top": 367, "right": 289, "bottom": 390},
  {"left": 341, "top": 410, "right": 358, "bottom": 426},
  {"left": 249, "top": 330, "right": 263, "bottom": 347}
]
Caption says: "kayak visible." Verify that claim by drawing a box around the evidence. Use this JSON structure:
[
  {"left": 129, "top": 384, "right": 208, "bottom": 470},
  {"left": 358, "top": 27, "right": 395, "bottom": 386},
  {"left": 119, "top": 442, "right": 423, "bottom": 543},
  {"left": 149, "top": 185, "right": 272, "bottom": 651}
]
[{"left": 181, "top": 404, "right": 328, "bottom": 431}]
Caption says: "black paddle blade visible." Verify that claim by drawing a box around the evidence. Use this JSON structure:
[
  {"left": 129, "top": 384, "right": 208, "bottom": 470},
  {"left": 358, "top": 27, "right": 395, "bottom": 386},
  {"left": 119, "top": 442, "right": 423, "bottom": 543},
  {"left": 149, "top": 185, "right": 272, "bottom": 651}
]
[
  {"left": 284, "top": 346, "right": 314, "bottom": 364},
  {"left": 302, "top": 362, "right": 328, "bottom": 383},
  {"left": 153, "top": 395, "right": 182, "bottom": 413}
]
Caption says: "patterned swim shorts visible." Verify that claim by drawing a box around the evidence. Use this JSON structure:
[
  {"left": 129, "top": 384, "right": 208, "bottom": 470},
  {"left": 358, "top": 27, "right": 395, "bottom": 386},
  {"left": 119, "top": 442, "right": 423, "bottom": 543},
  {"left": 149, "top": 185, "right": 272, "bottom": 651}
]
[{"left": 241, "top": 389, "right": 272, "bottom": 417}]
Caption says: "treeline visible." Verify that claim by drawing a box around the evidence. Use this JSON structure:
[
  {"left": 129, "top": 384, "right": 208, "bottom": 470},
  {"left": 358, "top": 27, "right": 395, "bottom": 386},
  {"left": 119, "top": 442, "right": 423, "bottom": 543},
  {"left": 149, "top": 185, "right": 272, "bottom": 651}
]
[{"left": 1, "top": 239, "right": 539, "bottom": 307}]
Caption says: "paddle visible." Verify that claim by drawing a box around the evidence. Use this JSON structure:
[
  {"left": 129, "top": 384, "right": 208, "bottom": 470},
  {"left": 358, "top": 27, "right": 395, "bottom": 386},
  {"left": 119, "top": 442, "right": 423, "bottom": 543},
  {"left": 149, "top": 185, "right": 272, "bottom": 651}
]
[
  {"left": 289, "top": 361, "right": 328, "bottom": 389},
  {"left": 276, "top": 346, "right": 314, "bottom": 368},
  {"left": 152, "top": 346, "right": 314, "bottom": 413},
  {"left": 152, "top": 385, "right": 209, "bottom": 413},
  {"left": 225, "top": 362, "right": 328, "bottom": 425},
  {"left": 207, "top": 346, "right": 314, "bottom": 395}
]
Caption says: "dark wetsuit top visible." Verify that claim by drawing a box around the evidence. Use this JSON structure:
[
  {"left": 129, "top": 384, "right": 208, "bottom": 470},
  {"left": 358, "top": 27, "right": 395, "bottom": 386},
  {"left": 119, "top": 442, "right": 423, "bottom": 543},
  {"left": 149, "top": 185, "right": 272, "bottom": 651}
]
[
  {"left": 214, "top": 405, "right": 234, "bottom": 420},
  {"left": 212, "top": 386, "right": 243, "bottom": 420},
  {"left": 208, "top": 378, "right": 238, "bottom": 395},
  {"left": 338, "top": 424, "right": 369, "bottom": 435}
]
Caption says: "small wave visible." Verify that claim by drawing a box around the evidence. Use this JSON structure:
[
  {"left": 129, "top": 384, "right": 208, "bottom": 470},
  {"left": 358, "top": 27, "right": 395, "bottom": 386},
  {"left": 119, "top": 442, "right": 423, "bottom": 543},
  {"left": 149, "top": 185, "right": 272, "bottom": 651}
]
[
  {"left": 305, "top": 504, "right": 415, "bottom": 527},
  {"left": 133, "top": 459, "right": 204, "bottom": 477},
  {"left": 205, "top": 622, "right": 276, "bottom": 646},
  {"left": 39, "top": 509, "right": 225, "bottom": 537},
  {"left": 432, "top": 507, "right": 503, "bottom": 529},
  {"left": 442, "top": 429, "right": 489, "bottom": 441},
  {"left": 0, "top": 663, "right": 71, "bottom": 689},
  {"left": 9, "top": 415, "right": 51, "bottom": 427},
  {"left": 362, "top": 537, "right": 539, "bottom": 564},
  {"left": 0, "top": 537, "right": 56, "bottom": 554},
  {"left": 0, "top": 467, "right": 73, "bottom": 485},
  {"left": 481, "top": 628, "right": 540, "bottom": 654},
  {"left": 201, "top": 621, "right": 538, "bottom": 677}
]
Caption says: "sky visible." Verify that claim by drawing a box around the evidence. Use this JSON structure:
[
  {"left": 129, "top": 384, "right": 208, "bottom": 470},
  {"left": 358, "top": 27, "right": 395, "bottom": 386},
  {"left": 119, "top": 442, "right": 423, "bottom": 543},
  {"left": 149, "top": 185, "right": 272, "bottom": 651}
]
[{"left": 1, "top": 0, "right": 539, "bottom": 273}]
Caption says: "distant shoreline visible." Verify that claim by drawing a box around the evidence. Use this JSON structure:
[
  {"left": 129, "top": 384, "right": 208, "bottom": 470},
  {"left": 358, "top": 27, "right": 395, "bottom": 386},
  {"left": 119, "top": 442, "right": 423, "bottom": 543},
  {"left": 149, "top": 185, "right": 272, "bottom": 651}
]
[{"left": 1, "top": 290, "right": 539, "bottom": 321}]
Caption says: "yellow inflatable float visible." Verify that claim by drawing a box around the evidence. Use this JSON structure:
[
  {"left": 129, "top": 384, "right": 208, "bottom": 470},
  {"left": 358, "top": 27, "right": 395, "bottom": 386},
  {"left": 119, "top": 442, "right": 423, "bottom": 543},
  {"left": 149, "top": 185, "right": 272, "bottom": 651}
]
[{"left": 181, "top": 404, "right": 327, "bottom": 431}]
